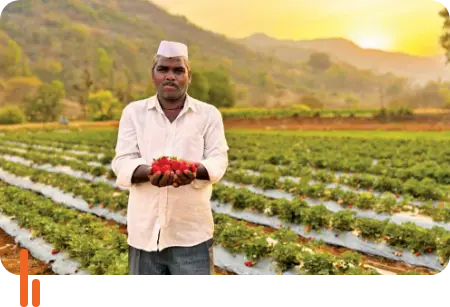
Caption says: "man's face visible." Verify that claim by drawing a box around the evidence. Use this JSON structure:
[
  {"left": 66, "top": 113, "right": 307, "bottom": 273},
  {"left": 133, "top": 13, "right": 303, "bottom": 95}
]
[{"left": 152, "top": 57, "right": 191, "bottom": 101}]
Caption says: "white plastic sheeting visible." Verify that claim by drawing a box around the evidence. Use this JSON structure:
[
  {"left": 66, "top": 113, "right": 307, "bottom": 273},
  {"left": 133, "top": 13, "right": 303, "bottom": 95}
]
[
  {"left": 213, "top": 246, "right": 301, "bottom": 275},
  {"left": 1, "top": 140, "right": 98, "bottom": 157},
  {"left": 0, "top": 169, "right": 280, "bottom": 275},
  {"left": 211, "top": 201, "right": 444, "bottom": 271},
  {"left": 0, "top": 213, "right": 88, "bottom": 275},
  {"left": 0, "top": 163, "right": 444, "bottom": 273},
  {"left": 0, "top": 155, "right": 124, "bottom": 190},
  {"left": 240, "top": 169, "right": 441, "bottom": 206},
  {"left": 220, "top": 181, "right": 450, "bottom": 231},
  {"left": 0, "top": 169, "right": 433, "bottom": 279},
  {"left": 0, "top": 169, "right": 128, "bottom": 225}
]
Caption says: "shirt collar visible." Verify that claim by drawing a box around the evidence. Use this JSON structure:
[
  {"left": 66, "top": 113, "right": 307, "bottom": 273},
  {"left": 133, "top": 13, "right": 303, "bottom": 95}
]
[{"left": 147, "top": 94, "right": 198, "bottom": 113}]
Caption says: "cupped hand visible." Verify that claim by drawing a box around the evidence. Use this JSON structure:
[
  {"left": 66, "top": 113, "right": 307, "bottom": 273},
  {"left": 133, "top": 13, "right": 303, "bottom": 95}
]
[
  {"left": 147, "top": 168, "right": 174, "bottom": 188},
  {"left": 172, "top": 169, "right": 195, "bottom": 188}
]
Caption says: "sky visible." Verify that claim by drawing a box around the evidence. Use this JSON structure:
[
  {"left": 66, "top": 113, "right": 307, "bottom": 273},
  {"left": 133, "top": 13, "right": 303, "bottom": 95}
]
[{"left": 151, "top": 0, "right": 447, "bottom": 56}]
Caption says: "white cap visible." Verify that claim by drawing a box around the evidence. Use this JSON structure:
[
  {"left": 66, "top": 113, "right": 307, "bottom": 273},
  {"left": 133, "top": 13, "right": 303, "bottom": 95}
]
[{"left": 156, "top": 40, "right": 188, "bottom": 59}]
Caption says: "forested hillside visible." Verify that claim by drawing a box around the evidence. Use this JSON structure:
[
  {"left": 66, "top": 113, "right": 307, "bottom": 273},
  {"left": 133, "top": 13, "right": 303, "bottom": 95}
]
[{"left": 0, "top": 0, "right": 447, "bottom": 123}]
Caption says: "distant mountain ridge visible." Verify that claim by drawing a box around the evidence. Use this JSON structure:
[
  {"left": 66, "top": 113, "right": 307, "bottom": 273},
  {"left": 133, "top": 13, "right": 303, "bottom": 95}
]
[
  {"left": 0, "top": 0, "right": 438, "bottom": 110},
  {"left": 237, "top": 33, "right": 449, "bottom": 84}
]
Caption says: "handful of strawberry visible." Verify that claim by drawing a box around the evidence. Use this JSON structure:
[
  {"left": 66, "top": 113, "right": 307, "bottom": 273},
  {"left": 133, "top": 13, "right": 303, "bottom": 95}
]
[{"left": 151, "top": 156, "right": 198, "bottom": 175}]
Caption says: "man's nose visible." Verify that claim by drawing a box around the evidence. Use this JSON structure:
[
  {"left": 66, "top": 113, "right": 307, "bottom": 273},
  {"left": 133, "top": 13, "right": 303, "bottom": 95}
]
[{"left": 165, "top": 72, "right": 176, "bottom": 80}]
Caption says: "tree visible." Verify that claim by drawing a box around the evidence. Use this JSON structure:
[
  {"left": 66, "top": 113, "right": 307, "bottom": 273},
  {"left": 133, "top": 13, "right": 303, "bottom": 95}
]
[
  {"left": 0, "top": 39, "right": 24, "bottom": 78},
  {"left": 345, "top": 93, "right": 360, "bottom": 108},
  {"left": 25, "top": 80, "right": 65, "bottom": 122},
  {"left": 73, "top": 67, "right": 94, "bottom": 118},
  {"left": 440, "top": 8, "right": 450, "bottom": 63},
  {"left": 203, "top": 69, "right": 235, "bottom": 108},
  {"left": 87, "top": 90, "right": 122, "bottom": 121},
  {"left": 0, "top": 105, "right": 26, "bottom": 124},
  {"left": 308, "top": 52, "right": 332, "bottom": 73},
  {"left": 96, "top": 48, "right": 113, "bottom": 89},
  {"left": 188, "top": 70, "right": 209, "bottom": 101},
  {"left": 300, "top": 95, "right": 324, "bottom": 109},
  {"left": 308, "top": 52, "right": 331, "bottom": 91},
  {"left": 3, "top": 76, "right": 43, "bottom": 106},
  {"left": 439, "top": 87, "right": 450, "bottom": 108}
]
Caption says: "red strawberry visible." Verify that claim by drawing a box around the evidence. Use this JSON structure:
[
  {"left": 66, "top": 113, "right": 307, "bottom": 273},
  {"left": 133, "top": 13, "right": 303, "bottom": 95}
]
[
  {"left": 179, "top": 163, "right": 190, "bottom": 172},
  {"left": 425, "top": 248, "right": 433, "bottom": 253},
  {"left": 395, "top": 194, "right": 400, "bottom": 199},
  {"left": 190, "top": 163, "right": 197, "bottom": 174},
  {"left": 244, "top": 261, "right": 253, "bottom": 267},
  {"left": 160, "top": 165, "right": 171, "bottom": 174},
  {"left": 171, "top": 161, "right": 181, "bottom": 172},
  {"left": 348, "top": 204, "right": 353, "bottom": 209},
  {"left": 152, "top": 165, "right": 161, "bottom": 174},
  {"left": 51, "top": 249, "right": 60, "bottom": 255},
  {"left": 158, "top": 157, "right": 170, "bottom": 166},
  {"left": 415, "top": 252, "right": 421, "bottom": 257}
]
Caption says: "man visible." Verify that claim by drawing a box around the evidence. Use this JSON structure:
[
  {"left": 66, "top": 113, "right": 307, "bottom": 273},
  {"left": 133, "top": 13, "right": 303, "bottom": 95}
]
[{"left": 112, "top": 41, "right": 229, "bottom": 275}]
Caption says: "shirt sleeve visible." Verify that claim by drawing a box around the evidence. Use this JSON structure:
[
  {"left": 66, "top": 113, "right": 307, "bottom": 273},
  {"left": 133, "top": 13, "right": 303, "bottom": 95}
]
[
  {"left": 192, "top": 107, "right": 229, "bottom": 189},
  {"left": 111, "top": 105, "right": 147, "bottom": 188}
]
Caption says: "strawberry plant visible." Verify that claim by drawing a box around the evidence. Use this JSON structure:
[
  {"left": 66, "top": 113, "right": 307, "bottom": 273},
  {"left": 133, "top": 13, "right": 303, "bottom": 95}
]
[
  {"left": 302, "top": 205, "right": 332, "bottom": 231},
  {"left": 403, "top": 223, "right": 437, "bottom": 253},
  {"left": 301, "top": 252, "right": 337, "bottom": 275},
  {"left": 272, "top": 242, "right": 302, "bottom": 272},
  {"left": 356, "top": 218, "right": 389, "bottom": 241},
  {"left": 0, "top": 181, "right": 128, "bottom": 275},
  {"left": 436, "top": 233, "right": 450, "bottom": 266},
  {"left": 270, "top": 227, "right": 298, "bottom": 244},
  {"left": 244, "top": 235, "right": 271, "bottom": 261},
  {"left": 331, "top": 210, "right": 357, "bottom": 232}
]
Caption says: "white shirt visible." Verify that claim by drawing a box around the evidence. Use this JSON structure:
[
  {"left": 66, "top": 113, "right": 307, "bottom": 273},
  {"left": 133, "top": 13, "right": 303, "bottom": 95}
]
[{"left": 111, "top": 94, "right": 229, "bottom": 252}]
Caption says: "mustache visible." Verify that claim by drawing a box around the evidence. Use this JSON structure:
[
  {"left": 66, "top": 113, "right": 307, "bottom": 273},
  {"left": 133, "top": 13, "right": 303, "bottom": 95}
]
[{"left": 162, "top": 81, "right": 179, "bottom": 88}]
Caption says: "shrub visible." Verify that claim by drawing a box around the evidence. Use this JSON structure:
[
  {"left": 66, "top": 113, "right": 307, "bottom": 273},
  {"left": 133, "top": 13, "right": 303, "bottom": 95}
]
[{"left": 0, "top": 105, "right": 26, "bottom": 124}]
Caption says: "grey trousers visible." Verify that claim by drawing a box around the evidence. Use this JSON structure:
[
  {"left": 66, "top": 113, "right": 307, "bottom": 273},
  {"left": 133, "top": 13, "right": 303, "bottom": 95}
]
[{"left": 129, "top": 238, "right": 214, "bottom": 275}]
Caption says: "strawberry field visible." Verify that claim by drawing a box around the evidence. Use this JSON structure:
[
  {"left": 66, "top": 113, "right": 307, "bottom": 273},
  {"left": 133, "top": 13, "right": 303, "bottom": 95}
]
[{"left": 0, "top": 128, "right": 449, "bottom": 275}]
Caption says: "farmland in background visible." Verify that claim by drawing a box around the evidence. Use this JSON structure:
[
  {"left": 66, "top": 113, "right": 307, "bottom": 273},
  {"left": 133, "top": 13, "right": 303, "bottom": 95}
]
[{"left": 0, "top": 127, "right": 449, "bottom": 275}]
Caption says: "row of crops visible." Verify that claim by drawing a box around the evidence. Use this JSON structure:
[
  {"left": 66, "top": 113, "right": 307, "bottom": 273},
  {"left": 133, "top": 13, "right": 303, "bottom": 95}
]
[
  {"left": 217, "top": 107, "right": 413, "bottom": 119},
  {"left": 0, "top": 128, "right": 449, "bottom": 275}
]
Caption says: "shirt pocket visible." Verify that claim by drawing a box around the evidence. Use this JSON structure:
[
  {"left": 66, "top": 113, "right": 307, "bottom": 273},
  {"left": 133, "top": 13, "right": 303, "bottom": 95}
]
[
  {"left": 142, "top": 125, "right": 167, "bottom": 161},
  {"left": 176, "top": 129, "right": 205, "bottom": 161}
]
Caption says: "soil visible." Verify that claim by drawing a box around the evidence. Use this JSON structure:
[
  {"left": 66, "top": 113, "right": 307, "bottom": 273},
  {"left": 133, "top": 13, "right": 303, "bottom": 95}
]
[
  {"left": 242, "top": 219, "right": 438, "bottom": 275},
  {"left": 2, "top": 113, "right": 450, "bottom": 132},
  {"left": 223, "top": 114, "right": 450, "bottom": 131},
  {"left": 0, "top": 228, "right": 54, "bottom": 275}
]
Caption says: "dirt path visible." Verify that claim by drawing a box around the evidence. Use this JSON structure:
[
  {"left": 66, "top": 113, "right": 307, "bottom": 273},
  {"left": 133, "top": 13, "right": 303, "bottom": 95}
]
[{"left": 0, "top": 228, "right": 54, "bottom": 275}]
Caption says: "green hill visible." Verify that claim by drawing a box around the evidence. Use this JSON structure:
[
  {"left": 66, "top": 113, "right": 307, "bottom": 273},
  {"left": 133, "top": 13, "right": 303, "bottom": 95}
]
[{"left": 0, "top": 0, "right": 423, "bottom": 114}]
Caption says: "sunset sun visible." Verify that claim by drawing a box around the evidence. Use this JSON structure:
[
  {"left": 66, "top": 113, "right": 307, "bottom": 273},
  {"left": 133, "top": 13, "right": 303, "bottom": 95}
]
[{"left": 355, "top": 36, "right": 391, "bottom": 50}]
